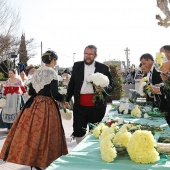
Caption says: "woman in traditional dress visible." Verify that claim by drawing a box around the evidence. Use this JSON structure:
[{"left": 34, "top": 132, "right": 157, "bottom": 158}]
[
  {"left": 0, "top": 69, "right": 26, "bottom": 133},
  {"left": 0, "top": 50, "right": 68, "bottom": 170},
  {"left": 19, "top": 71, "right": 28, "bottom": 84}
]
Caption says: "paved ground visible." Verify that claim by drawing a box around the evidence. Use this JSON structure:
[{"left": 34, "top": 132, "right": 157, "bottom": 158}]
[{"left": 0, "top": 84, "right": 134, "bottom": 169}]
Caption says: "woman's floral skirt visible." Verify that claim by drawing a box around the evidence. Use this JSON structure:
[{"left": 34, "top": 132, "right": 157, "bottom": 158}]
[{"left": 0, "top": 95, "right": 68, "bottom": 167}]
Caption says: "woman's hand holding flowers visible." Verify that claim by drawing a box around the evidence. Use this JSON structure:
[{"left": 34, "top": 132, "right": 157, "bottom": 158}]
[{"left": 64, "top": 102, "right": 71, "bottom": 109}]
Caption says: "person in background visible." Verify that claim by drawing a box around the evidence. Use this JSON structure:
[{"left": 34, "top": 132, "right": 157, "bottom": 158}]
[
  {"left": 0, "top": 69, "right": 26, "bottom": 133},
  {"left": 159, "top": 61, "right": 170, "bottom": 126},
  {"left": 25, "top": 65, "right": 35, "bottom": 77},
  {"left": 0, "top": 83, "right": 3, "bottom": 93},
  {"left": 66, "top": 45, "right": 114, "bottom": 144},
  {"left": 19, "top": 71, "right": 29, "bottom": 102},
  {"left": 62, "top": 73, "right": 71, "bottom": 86},
  {"left": 140, "top": 53, "right": 166, "bottom": 111},
  {"left": 19, "top": 71, "right": 28, "bottom": 84},
  {"left": 0, "top": 50, "right": 68, "bottom": 170},
  {"left": 63, "top": 68, "right": 71, "bottom": 75},
  {"left": 160, "top": 45, "right": 170, "bottom": 61},
  {"left": 18, "top": 60, "right": 25, "bottom": 74},
  {"left": 151, "top": 46, "right": 170, "bottom": 125},
  {"left": 24, "top": 65, "right": 36, "bottom": 86}
]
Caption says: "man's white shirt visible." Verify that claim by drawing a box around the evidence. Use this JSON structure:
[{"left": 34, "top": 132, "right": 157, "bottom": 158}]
[{"left": 80, "top": 61, "right": 95, "bottom": 94}]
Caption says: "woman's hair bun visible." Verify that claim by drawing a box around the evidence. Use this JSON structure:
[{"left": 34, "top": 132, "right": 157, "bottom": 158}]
[{"left": 42, "top": 50, "right": 58, "bottom": 64}]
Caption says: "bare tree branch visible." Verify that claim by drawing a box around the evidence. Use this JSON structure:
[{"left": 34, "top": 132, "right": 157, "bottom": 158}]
[{"left": 156, "top": 0, "right": 170, "bottom": 28}]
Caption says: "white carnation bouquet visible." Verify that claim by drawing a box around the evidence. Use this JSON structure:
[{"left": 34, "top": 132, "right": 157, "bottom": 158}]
[
  {"left": 86, "top": 72, "right": 110, "bottom": 103},
  {"left": 0, "top": 98, "right": 6, "bottom": 108}
]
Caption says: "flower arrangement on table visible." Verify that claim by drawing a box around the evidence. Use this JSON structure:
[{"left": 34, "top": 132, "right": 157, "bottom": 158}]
[
  {"left": 139, "top": 77, "right": 152, "bottom": 97},
  {"left": 127, "top": 130, "right": 160, "bottom": 164},
  {"left": 131, "top": 104, "right": 152, "bottom": 118},
  {"left": 118, "top": 101, "right": 129, "bottom": 114},
  {"left": 86, "top": 72, "right": 110, "bottom": 104},
  {"left": 92, "top": 123, "right": 109, "bottom": 138},
  {"left": 92, "top": 122, "right": 170, "bottom": 164}
]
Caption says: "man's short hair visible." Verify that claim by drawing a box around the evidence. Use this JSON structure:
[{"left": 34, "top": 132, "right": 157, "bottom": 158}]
[
  {"left": 140, "top": 53, "right": 154, "bottom": 61},
  {"left": 163, "top": 45, "right": 170, "bottom": 51},
  {"left": 84, "top": 45, "right": 97, "bottom": 55}
]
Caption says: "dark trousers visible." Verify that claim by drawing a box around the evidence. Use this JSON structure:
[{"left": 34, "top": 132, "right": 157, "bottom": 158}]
[{"left": 72, "top": 103, "right": 106, "bottom": 137}]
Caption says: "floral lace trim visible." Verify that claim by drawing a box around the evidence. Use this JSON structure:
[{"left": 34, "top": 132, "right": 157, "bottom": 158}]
[{"left": 31, "top": 66, "right": 58, "bottom": 93}]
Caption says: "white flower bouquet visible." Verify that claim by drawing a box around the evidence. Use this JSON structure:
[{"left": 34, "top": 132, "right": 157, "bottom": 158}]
[
  {"left": 139, "top": 77, "right": 152, "bottom": 97},
  {"left": 58, "top": 87, "right": 67, "bottom": 94},
  {"left": 0, "top": 98, "right": 6, "bottom": 108},
  {"left": 86, "top": 72, "right": 110, "bottom": 103},
  {"left": 60, "top": 109, "right": 73, "bottom": 120},
  {"left": 59, "top": 102, "right": 73, "bottom": 120}
]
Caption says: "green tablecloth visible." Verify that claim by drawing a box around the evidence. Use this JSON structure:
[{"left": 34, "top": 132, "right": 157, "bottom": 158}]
[
  {"left": 47, "top": 110, "right": 170, "bottom": 170},
  {"left": 106, "top": 109, "right": 170, "bottom": 139}
]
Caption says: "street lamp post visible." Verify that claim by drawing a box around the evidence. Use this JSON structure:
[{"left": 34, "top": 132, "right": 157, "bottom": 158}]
[{"left": 73, "top": 53, "right": 76, "bottom": 65}]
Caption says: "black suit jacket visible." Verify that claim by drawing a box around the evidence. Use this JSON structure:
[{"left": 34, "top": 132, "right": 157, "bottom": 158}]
[
  {"left": 160, "top": 84, "right": 170, "bottom": 125},
  {"left": 147, "top": 67, "right": 166, "bottom": 111},
  {"left": 66, "top": 61, "right": 114, "bottom": 106}
]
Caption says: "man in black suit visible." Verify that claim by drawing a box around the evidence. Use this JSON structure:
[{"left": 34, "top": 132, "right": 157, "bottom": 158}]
[
  {"left": 66, "top": 45, "right": 114, "bottom": 144},
  {"left": 140, "top": 53, "right": 166, "bottom": 111},
  {"left": 151, "top": 45, "right": 170, "bottom": 125}
]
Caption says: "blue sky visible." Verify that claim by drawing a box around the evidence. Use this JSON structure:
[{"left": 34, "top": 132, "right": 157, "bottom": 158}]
[{"left": 9, "top": 0, "right": 170, "bottom": 68}]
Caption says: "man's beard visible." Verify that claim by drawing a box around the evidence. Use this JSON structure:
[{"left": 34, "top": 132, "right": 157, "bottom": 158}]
[{"left": 84, "top": 59, "right": 94, "bottom": 65}]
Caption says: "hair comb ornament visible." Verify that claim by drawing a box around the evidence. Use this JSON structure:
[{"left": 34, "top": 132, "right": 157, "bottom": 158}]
[{"left": 49, "top": 54, "right": 51, "bottom": 60}]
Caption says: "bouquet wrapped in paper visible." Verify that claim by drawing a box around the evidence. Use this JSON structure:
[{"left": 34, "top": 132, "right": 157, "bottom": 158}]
[
  {"left": 86, "top": 72, "right": 110, "bottom": 103},
  {"left": 59, "top": 102, "right": 73, "bottom": 120},
  {"left": 0, "top": 98, "right": 6, "bottom": 108},
  {"left": 139, "top": 77, "right": 152, "bottom": 97}
]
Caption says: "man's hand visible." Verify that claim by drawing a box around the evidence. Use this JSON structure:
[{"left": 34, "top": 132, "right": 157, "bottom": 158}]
[
  {"left": 160, "top": 73, "right": 169, "bottom": 81},
  {"left": 151, "top": 86, "right": 161, "bottom": 95},
  {"left": 94, "top": 84, "right": 103, "bottom": 92}
]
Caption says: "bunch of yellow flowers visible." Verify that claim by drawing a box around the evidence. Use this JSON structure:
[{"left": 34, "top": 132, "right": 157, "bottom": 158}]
[
  {"left": 93, "top": 123, "right": 108, "bottom": 138},
  {"left": 99, "top": 134, "right": 117, "bottom": 162},
  {"left": 113, "top": 124, "right": 132, "bottom": 147},
  {"left": 127, "top": 130, "right": 160, "bottom": 164}
]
